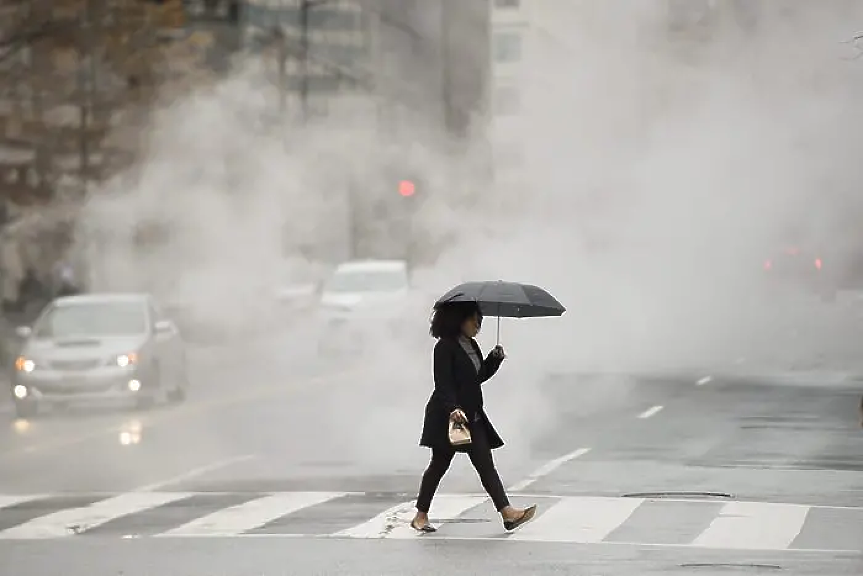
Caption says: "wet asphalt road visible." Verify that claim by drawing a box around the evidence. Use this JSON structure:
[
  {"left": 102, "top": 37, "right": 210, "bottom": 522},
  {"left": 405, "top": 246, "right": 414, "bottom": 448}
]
[{"left": 0, "top": 327, "right": 862, "bottom": 575}]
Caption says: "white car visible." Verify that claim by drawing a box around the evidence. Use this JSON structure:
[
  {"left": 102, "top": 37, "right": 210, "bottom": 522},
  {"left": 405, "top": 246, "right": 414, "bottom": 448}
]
[{"left": 316, "top": 259, "right": 411, "bottom": 353}]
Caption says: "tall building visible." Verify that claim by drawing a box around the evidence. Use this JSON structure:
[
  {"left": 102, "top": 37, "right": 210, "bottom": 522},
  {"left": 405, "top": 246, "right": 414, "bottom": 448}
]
[
  {"left": 488, "top": 0, "right": 579, "bottom": 210},
  {"left": 239, "top": 0, "right": 490, "bottom": 145},
  {"left": 239, "top": 0, "right": 492, "bottom": 259},
  {"left": 486, "top": 0, "right": 762, "bottom": 209}
]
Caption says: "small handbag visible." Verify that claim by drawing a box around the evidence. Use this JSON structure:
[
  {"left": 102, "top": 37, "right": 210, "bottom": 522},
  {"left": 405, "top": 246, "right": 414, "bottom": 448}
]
[{"left": 448, "top": 416, "right": 472, "bottom": 446}]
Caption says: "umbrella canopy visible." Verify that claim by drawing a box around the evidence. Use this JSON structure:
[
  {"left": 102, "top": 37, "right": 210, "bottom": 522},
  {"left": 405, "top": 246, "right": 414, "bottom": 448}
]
[{"left": 434, "top": 280, "right": 566, "bottom": 318}]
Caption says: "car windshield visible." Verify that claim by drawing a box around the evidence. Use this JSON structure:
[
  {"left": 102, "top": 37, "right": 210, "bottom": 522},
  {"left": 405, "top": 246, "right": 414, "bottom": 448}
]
[
  {"left": 324, "top": 269, "right": 407, "bottom": 293},
  {"left": 32, "top": 301, "right": 148, "bottom": 338}
]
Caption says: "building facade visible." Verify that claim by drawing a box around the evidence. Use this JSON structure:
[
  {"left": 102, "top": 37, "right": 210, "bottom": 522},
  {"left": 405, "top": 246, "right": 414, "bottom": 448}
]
[
  {"left": 239, "top": 0, "right": 490, "bottom": 145},
  {"left": 488, "top": 0, "right": 578, "bottom": 212},
  {"left": 239, "top": 0, "right": 492, "bottom": 260},
  {"left": 485, "top": 0, "right": 768, "bottom": 214}
]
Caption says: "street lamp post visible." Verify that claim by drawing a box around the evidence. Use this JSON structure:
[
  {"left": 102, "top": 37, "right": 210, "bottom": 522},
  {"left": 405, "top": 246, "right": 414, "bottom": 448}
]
[
  {"left": 298, "top": 0, "right": 329, "bottom": 124},
  {"left": 299, "top": 0, "right": 310, "bottom": 123},
  {"left": 274, "top": 27, "right": 287, "bottom": 115}
]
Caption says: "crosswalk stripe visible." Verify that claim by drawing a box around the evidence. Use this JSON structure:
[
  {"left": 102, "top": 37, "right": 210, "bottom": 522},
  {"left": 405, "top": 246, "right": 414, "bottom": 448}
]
[
  {"left": 0, "top": 491, "right": 856, "bottom": 552},
  {"left": 157, "top": 492, "right": 346, "bottom": 537},
  {"left": 0, "top": 492, "right": 193, "bottom": 539},
  {"left": 509, "top": 496, "right": 644, "bottom": 543},
  {"left": 0, "top": 494, "right": 46, "bottom": 510},
  {"left": 692, "top": 501, "right": 811, "bottom": 550},
  {"left": 390, "top": 495, "right": 489, "bottom": 539},
  {"left": 335, "top": 495, "right": 488, "bottom": 539}
]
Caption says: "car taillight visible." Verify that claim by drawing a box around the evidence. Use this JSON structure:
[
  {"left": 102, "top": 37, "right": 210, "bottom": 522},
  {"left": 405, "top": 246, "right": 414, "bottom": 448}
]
[{"left": 815, "top": 258, "right": 822, "bottom": 269}]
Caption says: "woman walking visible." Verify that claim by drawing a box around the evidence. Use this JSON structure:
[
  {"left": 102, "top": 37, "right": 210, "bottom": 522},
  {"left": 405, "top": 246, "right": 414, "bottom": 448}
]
[{"left": 412, "top": 300, "right": 537, "bottom": 532}]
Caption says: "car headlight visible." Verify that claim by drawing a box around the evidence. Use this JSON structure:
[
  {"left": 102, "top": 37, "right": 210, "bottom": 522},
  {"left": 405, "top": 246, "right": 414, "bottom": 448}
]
[
  {"left": 114, "top": 353, "right": 139, "bottom": 368},
  {"left": 14, "top": 357, "right": 35, "bottom": 373}
]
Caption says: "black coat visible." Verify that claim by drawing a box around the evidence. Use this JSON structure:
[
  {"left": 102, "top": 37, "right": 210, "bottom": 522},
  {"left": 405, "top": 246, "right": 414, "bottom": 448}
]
[{"left": 419, "top": 336, "right": 505, "bottom": 451}]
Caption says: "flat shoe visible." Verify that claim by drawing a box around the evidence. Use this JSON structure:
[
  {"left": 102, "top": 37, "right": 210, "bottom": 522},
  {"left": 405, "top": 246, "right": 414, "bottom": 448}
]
[
  {"left": 411, "top": 520, "right": 437, "bottom": 533},
  {"left": 503, "top": 504, "right": 537, "bottom": 531}
]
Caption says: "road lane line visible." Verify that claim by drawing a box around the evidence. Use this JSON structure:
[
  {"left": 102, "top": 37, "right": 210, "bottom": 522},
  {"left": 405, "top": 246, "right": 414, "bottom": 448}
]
[
  {"left": 509, "top": 496, "right": 645, "bottom": 543},
  {"left": 158, "top": 492, "right": 346, "bottom": 537},
  {"left": 692, "top": 501, "right": 811, "bottom": 550},
  {"left": 233, "top": 532, "right": 860, "bottom": 552},
  {"left": 637, "top": 405, "right": 663, "bottom": 419},
  {"left": 0, "top": 366, "right": 361, "bottom": 461},
  {"left": 335, "top": 495, "right": 488, "bottom": 539},
  {"left": 133, "top": 454, "right": 256, "bottom": 493},
  {"left": 0, "top": 494, "right": 46, "bottom": 509},
  {"left": 0, "top": 492, "right": 191, "bottom": 539},
  {"left": 696, "top": 376, "right": 712, "bottom": 386},
  {"left": 507, "top": 447, "right": 591, "bottom": 492}
]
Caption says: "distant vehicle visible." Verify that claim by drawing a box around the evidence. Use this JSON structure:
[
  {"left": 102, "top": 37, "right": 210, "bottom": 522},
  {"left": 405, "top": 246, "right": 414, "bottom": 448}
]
[
  {"left": 319, "top": 259, "right": 410, "bottom": 313},
  {"left": 316, "top": 259, "right": 411, "bottom": 353},
  {"left": 762, "top": 246, "right": 834, "bottom": 301},
  {"left": 8, "top": 293, "right": 189, "bottom": 418}
]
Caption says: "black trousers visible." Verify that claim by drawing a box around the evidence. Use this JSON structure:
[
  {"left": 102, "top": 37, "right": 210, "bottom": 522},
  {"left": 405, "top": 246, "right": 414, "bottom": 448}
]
[{"left": 416, "top": 421, "right": 510, "bottom": 513}]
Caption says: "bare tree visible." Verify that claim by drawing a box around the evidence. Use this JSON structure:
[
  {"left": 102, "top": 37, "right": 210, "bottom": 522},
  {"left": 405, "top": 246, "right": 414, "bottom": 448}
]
[
  {"left": 0, "top": 0, "right": 191, "bottom": 207},
  {"left": 0, "top": 0, "right": 191, "bottom": 302}
]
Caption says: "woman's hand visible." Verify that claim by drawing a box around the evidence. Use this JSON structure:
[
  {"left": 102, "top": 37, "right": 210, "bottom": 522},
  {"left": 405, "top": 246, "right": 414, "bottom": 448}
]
[
  {"left": 489, "top": 345, "right": 506, "bottom": 361},
  {"left": 450, "top": 408, "right": 468, "bottom": 424}
]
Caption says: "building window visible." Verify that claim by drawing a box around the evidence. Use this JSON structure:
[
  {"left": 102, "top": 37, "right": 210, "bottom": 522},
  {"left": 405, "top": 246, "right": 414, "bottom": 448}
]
[
  {"left": 493, "top": 31, "right": 521, "bottom": 63},
  {"left": 494, "top": 85, "right": 520, "bottom": 116},
  {"left": 494, "top": 0, "right": 520, "bottom": 8}
]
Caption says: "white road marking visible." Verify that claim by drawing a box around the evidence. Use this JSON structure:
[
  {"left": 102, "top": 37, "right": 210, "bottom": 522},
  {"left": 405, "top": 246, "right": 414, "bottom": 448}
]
[
  {"left": 0, "top": 492, "right": 192, "bottom": 539},
  {"left": 637, "top": 405, "right": 663, "bottom": 419},
  {"left": 335, "top": 495, "right": 488, "bottom": 539},
  {"left": 133, "top": 454, "right": 256, "bottom": 493},
  {"left": 234, "top": 532, "right": 859, "bottom": 553},
  {"left": 692, "top": 501, "right": 811, "bottom": 550},
  {"left": 696, "top": 376, "right": 712, "bottom": 386},
  {"left": 158, "top": 492, "right": 346, "bottom": 537},
  {"left": 509, "top": 496, "right": 644, "bottom": 543},
  {"left": 0, "top": 491, "right": 857, "bottom": 552},
  {"left": 507, "top": 447, "right": 592, "bottom": 492},
  {"left": 0, "top": 494, "right": 45, "bottom": 509}
]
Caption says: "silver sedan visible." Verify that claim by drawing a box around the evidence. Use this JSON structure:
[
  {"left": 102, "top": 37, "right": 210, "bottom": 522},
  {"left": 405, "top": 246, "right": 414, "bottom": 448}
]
[{"left": 8, "top": 292, "right": 189, "bottom": 418}]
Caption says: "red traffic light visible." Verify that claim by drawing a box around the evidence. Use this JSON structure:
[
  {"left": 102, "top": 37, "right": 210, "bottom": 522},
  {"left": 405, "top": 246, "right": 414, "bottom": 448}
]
[{"left": 398, "top": 180, "right": 415, "bottom": 197}]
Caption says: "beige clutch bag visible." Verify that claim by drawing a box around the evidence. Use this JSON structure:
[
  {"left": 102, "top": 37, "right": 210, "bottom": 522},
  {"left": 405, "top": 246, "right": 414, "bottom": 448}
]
[{"left": 448, "top": 418, "right": 472, "bottom": 446}]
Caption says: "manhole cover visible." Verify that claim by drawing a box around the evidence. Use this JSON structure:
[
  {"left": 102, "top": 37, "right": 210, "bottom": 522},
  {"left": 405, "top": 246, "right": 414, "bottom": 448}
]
[
  {"left": 623, "top": 491, "right": 734, "bottom": 499},
  {"left": 680, "top": 563, "right": 783, "bottom": 571}
]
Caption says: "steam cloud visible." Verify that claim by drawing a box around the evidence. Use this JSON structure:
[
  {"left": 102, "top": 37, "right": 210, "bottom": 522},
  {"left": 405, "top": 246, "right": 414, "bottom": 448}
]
[{"left": 69, "top": 1, "right": 863, "bottom": 474}]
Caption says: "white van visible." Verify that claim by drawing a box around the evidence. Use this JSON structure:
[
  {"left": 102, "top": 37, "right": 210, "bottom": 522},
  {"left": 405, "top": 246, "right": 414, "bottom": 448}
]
[
  {"left": 319, "top": 260, "right": 410, "bottom": 313},
  {"left": 316, "top": 259, "right": 411, "bottom": 353}
]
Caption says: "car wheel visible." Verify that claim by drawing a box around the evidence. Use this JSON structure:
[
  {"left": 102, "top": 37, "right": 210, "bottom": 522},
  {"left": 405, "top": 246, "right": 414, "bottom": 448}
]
[
  {"left": 167, "top": 364, "right": 188, "bottom": 404},
  {"left": 14, "top": 400, "right": 38, "bottom": 419},
  {"left": 167, "top": 386, "right": 186, "bottom": 404},
  {"left": 134, "top": 363, "right": 160, "bottom": 410},
  {"left": 819, "top": 288, "right": 837, "bottom": 303},
  {"left": 316, "top": 339, "right": 333, "bottom": 357}
]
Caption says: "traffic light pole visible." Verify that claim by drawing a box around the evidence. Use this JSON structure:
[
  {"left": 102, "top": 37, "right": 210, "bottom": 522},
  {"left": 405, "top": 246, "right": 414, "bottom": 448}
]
[
  {"left": 347, "top": 181, "right": 357, "bottom": 259},
  {"left": 299, "top": 0, "right": 310, "bottom": 123},
  {"left": 275, "top": 28, "right": 286, "bottom": 115},
  {"left": 298, "top": 0, "right": 329, "bottom": 124}
]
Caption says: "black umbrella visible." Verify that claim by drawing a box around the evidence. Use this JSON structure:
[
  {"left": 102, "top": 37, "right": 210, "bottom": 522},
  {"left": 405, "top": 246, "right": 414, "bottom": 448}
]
[{"left": 434, "top": 280, "right": 566, "bottom": 343}]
